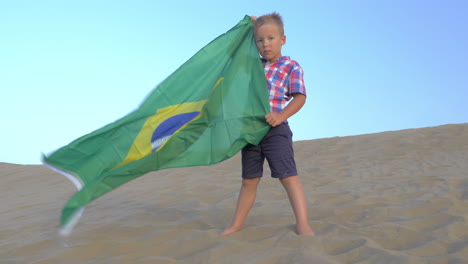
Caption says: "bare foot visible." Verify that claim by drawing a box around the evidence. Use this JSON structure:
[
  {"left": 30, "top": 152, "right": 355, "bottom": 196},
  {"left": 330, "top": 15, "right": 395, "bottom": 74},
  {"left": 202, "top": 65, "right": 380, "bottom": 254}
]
[
  {"left": 218, "top": 225, "right": 242, "bottom": 236},
  {"left": 297, "top": 224, "right": 315, "bottom": 236}
]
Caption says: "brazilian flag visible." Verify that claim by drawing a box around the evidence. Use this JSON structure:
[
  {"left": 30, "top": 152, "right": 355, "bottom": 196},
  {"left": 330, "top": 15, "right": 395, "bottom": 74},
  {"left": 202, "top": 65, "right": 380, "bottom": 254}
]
[{"left": 43, "top": 16, "right": 270, "bottom": 235}]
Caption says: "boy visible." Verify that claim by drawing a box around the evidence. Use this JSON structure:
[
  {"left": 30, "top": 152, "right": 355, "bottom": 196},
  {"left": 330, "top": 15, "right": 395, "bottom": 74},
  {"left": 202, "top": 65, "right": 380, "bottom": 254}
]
[{"left": 220, "top": 13, "right": 314, "bottom": 236}]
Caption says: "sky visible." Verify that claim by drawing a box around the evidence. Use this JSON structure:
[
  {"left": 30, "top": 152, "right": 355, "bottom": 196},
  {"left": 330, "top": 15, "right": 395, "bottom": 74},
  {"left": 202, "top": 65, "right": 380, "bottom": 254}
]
[{"left": 1, "top": 0, "right": 467, "bottom": 165}]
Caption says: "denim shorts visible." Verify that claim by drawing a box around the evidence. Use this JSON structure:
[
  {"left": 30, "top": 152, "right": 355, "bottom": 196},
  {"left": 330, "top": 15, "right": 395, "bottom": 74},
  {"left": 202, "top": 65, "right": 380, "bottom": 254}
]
[{"left": 242, "top": 122, "right": 298, "bottom": 179}]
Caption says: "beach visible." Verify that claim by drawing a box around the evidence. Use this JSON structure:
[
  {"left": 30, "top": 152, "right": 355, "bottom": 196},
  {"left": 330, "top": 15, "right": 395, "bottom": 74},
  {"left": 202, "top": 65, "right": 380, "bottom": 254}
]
[{"left": 1, "top": 123, "right": 467, "bottom": 263}]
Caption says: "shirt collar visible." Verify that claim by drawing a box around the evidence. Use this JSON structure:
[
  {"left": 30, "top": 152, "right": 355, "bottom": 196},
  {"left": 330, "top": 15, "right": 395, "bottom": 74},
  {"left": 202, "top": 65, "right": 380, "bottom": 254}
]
[{"left": 262, "top": 56, "right": 290, "bottom": 65}]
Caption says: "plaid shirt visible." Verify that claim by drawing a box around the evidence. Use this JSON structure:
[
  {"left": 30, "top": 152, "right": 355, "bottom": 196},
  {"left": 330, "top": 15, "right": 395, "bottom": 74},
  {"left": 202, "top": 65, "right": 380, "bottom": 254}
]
[{"left": 263, "top": 56, "right": 306, "bottom": 113}]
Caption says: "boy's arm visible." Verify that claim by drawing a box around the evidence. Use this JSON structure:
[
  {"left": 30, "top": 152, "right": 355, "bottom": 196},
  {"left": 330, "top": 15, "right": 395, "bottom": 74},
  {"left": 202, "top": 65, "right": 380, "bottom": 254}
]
[{"left": 265, "top": 93, "right": 306, "bottom": 127}]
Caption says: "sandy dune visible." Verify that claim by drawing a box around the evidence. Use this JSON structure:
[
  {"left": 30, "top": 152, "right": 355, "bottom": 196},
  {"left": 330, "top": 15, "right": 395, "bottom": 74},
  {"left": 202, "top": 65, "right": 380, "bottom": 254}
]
[{"left": 1, "top": 123, "right": 467, "bottom": 263}]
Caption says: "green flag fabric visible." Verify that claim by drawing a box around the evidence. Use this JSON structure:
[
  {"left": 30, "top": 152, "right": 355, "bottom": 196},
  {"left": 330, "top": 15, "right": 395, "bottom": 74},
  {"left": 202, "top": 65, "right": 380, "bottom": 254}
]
[{"left": 43, "top": 15, "right": 270, "bottom": 235}]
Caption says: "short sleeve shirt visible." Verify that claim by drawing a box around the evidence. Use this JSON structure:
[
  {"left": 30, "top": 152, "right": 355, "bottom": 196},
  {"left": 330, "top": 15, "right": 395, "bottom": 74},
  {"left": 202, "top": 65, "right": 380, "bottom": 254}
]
[{"left": 263, "top": 56, "right": 306, "bottom": 113}]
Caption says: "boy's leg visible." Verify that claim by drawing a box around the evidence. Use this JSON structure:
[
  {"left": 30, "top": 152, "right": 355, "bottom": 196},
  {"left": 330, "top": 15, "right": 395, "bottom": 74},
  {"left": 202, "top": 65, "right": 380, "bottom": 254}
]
[
  {"left": 279, "top": 176, "right": 314, "bottom": 236},
  {"left": 219, "top": 177, "right": 261, "bottom": 236}
]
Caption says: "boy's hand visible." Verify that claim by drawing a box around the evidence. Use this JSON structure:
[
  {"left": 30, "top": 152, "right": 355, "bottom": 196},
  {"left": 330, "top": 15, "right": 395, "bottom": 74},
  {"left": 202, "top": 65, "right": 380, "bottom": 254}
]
[
  {"left": 265, "top": 112, "right": 286, "bottom": 127},
  {"left": 265, "top": 94, "right": 306, "bottom": 127}
]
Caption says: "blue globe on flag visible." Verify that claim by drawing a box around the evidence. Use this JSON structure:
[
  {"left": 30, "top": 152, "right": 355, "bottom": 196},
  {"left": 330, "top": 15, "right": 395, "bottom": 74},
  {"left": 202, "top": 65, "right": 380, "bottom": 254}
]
[{"left": 151, "top": 112, "right": 200, "bottom": 152}]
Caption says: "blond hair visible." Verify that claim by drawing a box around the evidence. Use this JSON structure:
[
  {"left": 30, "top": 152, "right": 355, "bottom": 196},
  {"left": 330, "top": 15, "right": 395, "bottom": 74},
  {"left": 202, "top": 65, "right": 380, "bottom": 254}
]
[{"left": 254, "top": 12, "right": 284, "bottom": 35}]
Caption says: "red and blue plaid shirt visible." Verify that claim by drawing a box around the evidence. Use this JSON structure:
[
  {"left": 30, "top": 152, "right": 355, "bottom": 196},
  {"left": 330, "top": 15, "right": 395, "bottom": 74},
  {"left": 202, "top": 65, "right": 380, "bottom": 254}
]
[{"left": 263, "top": 56, "right": 306, "bottom": 113}]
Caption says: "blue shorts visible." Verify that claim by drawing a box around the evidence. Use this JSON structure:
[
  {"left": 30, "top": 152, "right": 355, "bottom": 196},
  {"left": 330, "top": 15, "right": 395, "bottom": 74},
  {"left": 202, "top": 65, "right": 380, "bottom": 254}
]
[{"left": 242, "top": 122, "right": 298, "bottom": 179}]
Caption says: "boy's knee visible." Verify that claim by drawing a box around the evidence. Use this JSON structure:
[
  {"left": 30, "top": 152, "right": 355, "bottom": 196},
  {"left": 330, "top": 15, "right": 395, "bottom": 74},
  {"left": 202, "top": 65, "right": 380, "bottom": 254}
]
[
  {"left": 242, "top": 177, "right": 261, "bottom": 187},
  {"left": 279, "top": 175, "right": 299, "bottom": 185}
]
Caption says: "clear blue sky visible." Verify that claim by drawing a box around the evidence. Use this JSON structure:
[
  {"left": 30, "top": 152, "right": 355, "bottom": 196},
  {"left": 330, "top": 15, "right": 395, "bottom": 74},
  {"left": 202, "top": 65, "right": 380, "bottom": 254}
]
[{"left": 2, "top": 0, "right": 467, "bottom": 165}]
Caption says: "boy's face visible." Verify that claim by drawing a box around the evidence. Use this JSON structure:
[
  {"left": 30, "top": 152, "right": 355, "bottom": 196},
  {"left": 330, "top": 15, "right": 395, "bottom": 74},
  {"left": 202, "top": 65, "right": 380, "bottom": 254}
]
[{"left": 254, "top": 23, "right": 286, "bottom": 63}]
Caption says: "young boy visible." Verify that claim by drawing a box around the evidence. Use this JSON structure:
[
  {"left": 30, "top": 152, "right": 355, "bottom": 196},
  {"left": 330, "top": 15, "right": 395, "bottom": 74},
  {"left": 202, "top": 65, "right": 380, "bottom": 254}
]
[{"left": 220, "top": 13, "right": 314, "bottom": 236}]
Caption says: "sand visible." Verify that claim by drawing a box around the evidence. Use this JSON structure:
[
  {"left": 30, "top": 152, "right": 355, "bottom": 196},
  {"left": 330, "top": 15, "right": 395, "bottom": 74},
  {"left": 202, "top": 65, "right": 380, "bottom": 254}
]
[{"left": 1, "top": 123, "right": 467, "bottom": 264}]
